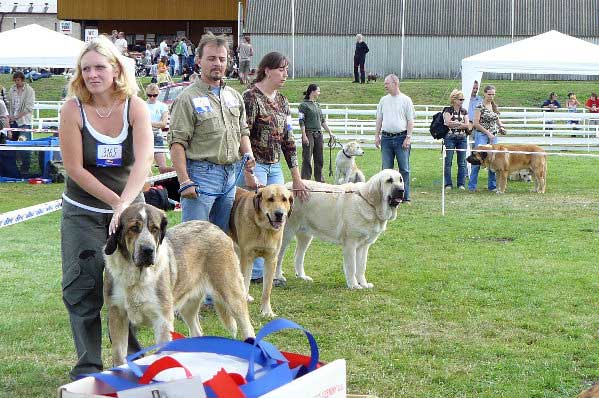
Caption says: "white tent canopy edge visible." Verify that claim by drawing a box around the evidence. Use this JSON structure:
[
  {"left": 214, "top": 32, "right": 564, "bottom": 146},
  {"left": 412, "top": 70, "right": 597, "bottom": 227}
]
[{"left": 461, "top": 30, "right": 599, "bottom": 109}]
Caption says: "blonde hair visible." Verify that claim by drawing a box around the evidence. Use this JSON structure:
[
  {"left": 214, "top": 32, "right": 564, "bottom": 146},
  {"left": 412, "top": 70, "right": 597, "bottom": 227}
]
[
  {"left": 145, "top": 83, "right": 159, "bottom": 93},
  {"left": 68, "top": 35, "right": 138, "bottom": 103},
  {"left": 450, "top": 89, "right": 464, "bottom": 104}
]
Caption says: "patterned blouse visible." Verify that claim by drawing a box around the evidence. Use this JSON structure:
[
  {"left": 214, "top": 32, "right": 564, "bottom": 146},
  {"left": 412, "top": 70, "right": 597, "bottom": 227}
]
[
  {"left": 475, "top": 103, "right": 501, "bottom": 135},
  {"left": 243, "top": 86, "right": 298, "bottom": 168},
  {"left": 443, "top": 106, "right": 468, "bottom": 137}
]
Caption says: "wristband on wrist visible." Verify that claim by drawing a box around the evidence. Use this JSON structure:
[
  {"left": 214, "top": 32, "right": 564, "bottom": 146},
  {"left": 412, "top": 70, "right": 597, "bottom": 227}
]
[{"left": 179, "top": 179, "right": 192, "bottom": 186}]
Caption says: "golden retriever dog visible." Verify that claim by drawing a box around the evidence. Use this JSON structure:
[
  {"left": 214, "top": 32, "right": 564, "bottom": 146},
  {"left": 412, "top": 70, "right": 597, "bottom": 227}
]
[
  {"left": 275, "top": 169, "right": 404, "bottom": 289},
  {"left": 335, "top": 141, "right": 365, "bottom": 184},
  {"left": 229, "top": 185, "right": 294, "bottom": 318},
  {"left": 466, "top": 144, "right": 547, "bottom": 193},
  {"left": 104, "top": 203, "right": 254, "bottom": 365}
]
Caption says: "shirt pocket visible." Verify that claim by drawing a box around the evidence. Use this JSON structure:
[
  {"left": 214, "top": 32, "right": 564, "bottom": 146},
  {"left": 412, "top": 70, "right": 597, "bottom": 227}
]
[
  {"left": 227, "top": 106, "right": 241, "bottom": 131},
  {"left": 195, "top": 111, "right": 220, "bottom": 134}
]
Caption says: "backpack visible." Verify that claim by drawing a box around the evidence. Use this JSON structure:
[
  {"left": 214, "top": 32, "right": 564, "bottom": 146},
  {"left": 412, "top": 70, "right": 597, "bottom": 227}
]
[
  {"left": 174, "top": 41, "right": 183, "bottom": 55},
  {"left": 429, "top": 111, "right": 449, "bottom": 140}
]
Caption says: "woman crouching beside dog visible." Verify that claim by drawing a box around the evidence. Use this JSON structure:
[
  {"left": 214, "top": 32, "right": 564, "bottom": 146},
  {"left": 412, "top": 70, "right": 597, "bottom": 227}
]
[
  {"left": 442, "top": 89, "right": 469, "bottom": 190},
  {"left": 467, "top": 84, "right": 506, "bottom": 192},
  {"left": 241, "top": 51, "right": 309, "bottom": 285},
  {"left": 59, "top": 36, "right": 154, "bottom": 380}
]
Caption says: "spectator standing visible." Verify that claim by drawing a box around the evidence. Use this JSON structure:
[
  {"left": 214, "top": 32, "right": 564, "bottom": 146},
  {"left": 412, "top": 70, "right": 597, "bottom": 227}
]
[
  {"left": 585, "top": 93, "right": 599, "bottom": 125},
  {"left": 468, "top": 80, "right": 483, "bottom": 121},
  {"left": 114, "top": 32, "right": 128, "bottom": 55},
  {"left": 0, "top": 96, "right": 8, "bottom": 129},
  {"left": 442, "top": 89, "right": 469, "bottom": 190},
  {"left": 175, "top": 37, "right": 188, "bottom": 76},
  {"left": 566, "top": 92, "right": 581, "bottom": 130},
  {"left": 168, "top": 32, "right": 255, "bottom": 232},
  {"left": 169, "top": 51, "right": 178, "bottom": 77},
  {"left": 352, "top": 34, "right": 369, "bottom": 84},
  {"left": 238, "top": 35, "right": 253, "bottom": 85},
  {"left": 186, "top": 39, "right": 195, "bottom": 70},
  {"left": 242, "top": 51, "right": 309, "bottom": 283},
  {"left": 7, "top": 71, "right": 35, "bottom": 141},
  {"left": 145, "top": 83, "right": 172, "bottom": 173},
  {"left": 468, "top": 85, "right": 506, "bottom": 192},
  {"left": 374, "top": 74, "right": 415, "bottom": 203},
  {"left": 299, "top": 84, "right": 333, "bottom": 182},
  {"left": 541, "top": 92, "right": 560, "bottom": 130},
  {"left": 58, "top": 36, "right": 154, "bottom": 381},
  {"left": 159, "top": 38, "right": 169, "bottom": 58},
  {"left": 110, "top": 29, "right": 118, "bottom": 43}
]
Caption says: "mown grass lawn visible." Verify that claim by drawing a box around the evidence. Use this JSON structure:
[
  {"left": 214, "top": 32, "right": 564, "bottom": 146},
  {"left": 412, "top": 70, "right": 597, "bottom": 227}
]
[{"left": 1, "top": 146, "right": 599, "bottom": 398}]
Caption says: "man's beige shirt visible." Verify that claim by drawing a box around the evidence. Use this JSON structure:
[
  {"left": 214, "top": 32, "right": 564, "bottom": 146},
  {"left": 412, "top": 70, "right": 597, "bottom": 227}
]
[{"left": 168, "top": 79, "right": 249, "bottom": 165}]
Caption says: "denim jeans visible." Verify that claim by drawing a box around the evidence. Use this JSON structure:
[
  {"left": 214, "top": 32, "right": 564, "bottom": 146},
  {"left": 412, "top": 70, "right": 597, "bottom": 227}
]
[
  {"left": 249, "top": 162, "right": 285, "bottom": 279},
  {"left": 467, "top": 132, "right": 497, "bottom": 191},
  {"left": 381, "top": 134, "right": 410, "bottom": 201},
  {"left": 444, "top": 134, "right": 468, "bottom": 188},
  {"left": 182, "top": 159, "right": 236, "bottom": 233}
]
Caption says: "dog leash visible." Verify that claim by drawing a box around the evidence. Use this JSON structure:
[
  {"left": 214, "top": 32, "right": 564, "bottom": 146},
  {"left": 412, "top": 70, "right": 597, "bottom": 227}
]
[
  {"left": 327, "top": 136, "right": 344, "bottom": 177},
  {"left": 178, "top": 153, "right": 254, "bottom": 197}
]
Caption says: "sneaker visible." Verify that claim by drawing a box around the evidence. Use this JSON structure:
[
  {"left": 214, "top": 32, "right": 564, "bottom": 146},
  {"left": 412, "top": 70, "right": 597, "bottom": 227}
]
[
  {"left": 458, "top": 185, "right": 466, "bottom": 190},
  {"left": 489, "top": 188, "right": 497, "bottom": 193},
  {"left": 445, "top": 185, "right": 452, "bottom": 191}
]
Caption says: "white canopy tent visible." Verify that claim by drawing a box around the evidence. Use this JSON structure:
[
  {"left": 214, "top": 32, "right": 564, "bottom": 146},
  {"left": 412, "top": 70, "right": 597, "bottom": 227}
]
[
  {"left": 461, "top": 30, "right": 599, "bottom": 109},
  {"left": 0, "top": 24, "right": 86, "bottom": 68}
]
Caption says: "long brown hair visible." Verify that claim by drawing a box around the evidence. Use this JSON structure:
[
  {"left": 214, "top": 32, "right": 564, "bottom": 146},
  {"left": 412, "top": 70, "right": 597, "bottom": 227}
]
[
  {"left": 255, "top": 52, "right": 288, "bottom": 83},
  {"left": 484, "top": 85, "right": 499, "bottom": 114}
]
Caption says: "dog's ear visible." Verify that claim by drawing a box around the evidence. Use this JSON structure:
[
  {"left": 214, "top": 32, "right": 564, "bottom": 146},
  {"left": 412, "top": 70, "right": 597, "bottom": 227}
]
[
  {"left": 287, "top": 194, "right": 294, "bottom": 218},
  {"left": 480, "top": 152, "right": 487, "bottom": 160},
  {"left": 159, "top": 212, "right": 168, "bottom": 244},
  {"left": 104, "top": 224, "right": 123, "bottom": 255},
  {"left": 253, "top": 191, "right": 262, "bottom": 213}
]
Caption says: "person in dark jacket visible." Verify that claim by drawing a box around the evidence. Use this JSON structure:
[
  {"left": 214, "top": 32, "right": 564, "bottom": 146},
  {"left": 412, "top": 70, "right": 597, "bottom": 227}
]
[{"left": 353, "top": 34, "right": 369, "bottom": 84}]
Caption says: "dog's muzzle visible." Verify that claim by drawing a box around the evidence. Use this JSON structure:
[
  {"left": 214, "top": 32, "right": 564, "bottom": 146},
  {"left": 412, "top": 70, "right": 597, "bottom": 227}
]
[
  {"left": 267, "top": 211, "right": 285, "bottom": 230},
  {"left": 388, "top": 187, "right": 404, "bottom": 207},
  {"left": 136, "top": 245, "right": 156, "bottom": 267},
  {"left": 466, "top": 154, "right": 481, "bottom": 165}
]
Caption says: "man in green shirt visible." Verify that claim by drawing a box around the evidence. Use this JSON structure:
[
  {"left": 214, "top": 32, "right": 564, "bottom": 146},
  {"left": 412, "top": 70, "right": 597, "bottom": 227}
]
[{"left": 168, "top": 33, "right": 255, "bottom": 232}]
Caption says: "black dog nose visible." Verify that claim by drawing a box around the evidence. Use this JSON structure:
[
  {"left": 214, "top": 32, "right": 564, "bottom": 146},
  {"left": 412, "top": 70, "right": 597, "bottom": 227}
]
[
  {"left": 141, "top": 246, "right": 154, "bottom": 257},
  {"left": 466, "top": 155, "right": 479, "bottom": 165},
  {"left": 274, "top": 210, "right": 284, "bottom": 222}
]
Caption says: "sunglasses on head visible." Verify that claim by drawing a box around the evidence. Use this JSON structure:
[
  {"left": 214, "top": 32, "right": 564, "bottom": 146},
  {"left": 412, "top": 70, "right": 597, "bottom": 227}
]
[{"left": 147, "top": 94, "right": 158, "bottom": 97}]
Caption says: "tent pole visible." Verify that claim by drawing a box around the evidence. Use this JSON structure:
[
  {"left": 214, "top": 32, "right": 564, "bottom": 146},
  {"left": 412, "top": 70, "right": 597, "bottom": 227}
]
[
  {"left": 510, "top": 0, "right": 514, "bottom": 81},
  {"left": 400, "top": 0, "right": 406, "bottom": 80},
  {"left": 291, "top": 0, "right": 295, "bottom": 80}
]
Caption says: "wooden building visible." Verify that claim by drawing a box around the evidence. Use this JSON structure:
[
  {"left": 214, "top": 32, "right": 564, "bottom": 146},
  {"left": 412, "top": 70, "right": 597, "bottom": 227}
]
[{"left": 58, "top": 0, "right": 246, "bottom": 49}]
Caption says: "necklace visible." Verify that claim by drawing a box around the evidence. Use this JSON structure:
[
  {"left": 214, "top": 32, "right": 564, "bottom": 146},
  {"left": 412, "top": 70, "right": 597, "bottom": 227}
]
[{"left": 94, "top": 100, "right": 118, "bottom": 119}]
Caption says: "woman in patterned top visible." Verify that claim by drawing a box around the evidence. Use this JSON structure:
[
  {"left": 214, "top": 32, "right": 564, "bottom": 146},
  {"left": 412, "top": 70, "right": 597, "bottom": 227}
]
[
  {"left": 242, "top": 51, "right": 309, "bottom": 283},
  {"left": 442, "top": 89, "right": 469, "bottom": 190},
  {"left": 468, "top": 85, "right": 506, "bottom": 192}
]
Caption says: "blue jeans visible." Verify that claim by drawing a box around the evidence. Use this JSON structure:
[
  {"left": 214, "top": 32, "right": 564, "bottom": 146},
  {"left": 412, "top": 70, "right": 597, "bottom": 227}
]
[
  {"left": 468, "top": 132, "right": 497, "bottom": 191},
  {"left": 444, "top": 134, "right": 468, "bottom": 188},
  {"left": 248, "top": 162, "right": 285, "bottom": 279},
  {"left": 182, "top": 159, "right": 236, "bottom": 233},
  {"left": 381, "top": 134, "right": 410, "bottom": 201}
]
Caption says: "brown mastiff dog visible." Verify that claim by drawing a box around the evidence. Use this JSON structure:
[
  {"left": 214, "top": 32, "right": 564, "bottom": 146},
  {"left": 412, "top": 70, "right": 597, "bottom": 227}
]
[
  {"left": 229, "top": 185, "right": 293, "bottom": 318},
  {"left": 467, "top": 144, "right": 547, "bottom": 193}
]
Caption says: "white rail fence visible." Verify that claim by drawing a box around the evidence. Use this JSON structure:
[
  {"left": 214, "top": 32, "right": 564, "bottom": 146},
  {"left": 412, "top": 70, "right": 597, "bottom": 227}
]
[{"left": 14, "top": 101, "right": 599, "bottom": 152}]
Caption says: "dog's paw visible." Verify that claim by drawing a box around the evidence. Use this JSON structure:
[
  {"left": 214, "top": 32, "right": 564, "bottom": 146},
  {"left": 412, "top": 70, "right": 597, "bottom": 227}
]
[
  {"left": 261, "top": 308, "right": 277, "bottom": 318},
  {"left": 276, "top": 274, "right": 287, "bottom": 282},
  {"left": 247, "top": 294, "right": 254, "bottom": 302},
  {"left": 296, "top": 273, "right": 313, "bottom": 282},
  {"left": 347, "top": 283, "right": 363, "bottom": 289},
  {"left": 358, "top": 282, "right": 374, "bottom": 289}
]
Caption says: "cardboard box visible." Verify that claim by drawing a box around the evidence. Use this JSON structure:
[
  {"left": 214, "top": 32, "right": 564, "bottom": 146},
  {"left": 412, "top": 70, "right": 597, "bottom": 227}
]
[{"left": 58, "top": 355, "right": 347, "bottom": 398}]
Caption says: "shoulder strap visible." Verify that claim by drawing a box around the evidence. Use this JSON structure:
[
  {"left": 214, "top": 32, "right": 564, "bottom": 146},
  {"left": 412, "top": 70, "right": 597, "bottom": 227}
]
[{"left": 75, "top": 97, "right": 86, "bottom": 135}]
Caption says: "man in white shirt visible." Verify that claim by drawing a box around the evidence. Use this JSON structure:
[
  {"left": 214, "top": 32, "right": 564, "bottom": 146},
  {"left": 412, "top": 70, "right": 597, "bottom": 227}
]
[
  {"left": 375, "top": 74, "right": 416, "bottom": 203},
  {"left": 114, "top": 32, "right": 128, "bottom": 55},
  {"left": 159, "top": 39, "right": 169, "bottom": 58}
]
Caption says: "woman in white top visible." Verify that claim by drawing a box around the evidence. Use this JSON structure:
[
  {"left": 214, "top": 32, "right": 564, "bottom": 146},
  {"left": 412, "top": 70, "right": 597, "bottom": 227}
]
[
  {"left": 145, "top": 83, "right": 172, "bottom": 173},
  {"left": 59, "top": 35, "right": 153, "bottom": 380}
]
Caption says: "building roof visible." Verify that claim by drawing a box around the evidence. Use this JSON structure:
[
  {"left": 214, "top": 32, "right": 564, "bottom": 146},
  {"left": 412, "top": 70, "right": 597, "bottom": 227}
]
[
  {"left": 245, "top": 0, "right": 599, "bottom": 37},
  {"left": 0, "top": 0, "right": 56, "bottom": 14}
]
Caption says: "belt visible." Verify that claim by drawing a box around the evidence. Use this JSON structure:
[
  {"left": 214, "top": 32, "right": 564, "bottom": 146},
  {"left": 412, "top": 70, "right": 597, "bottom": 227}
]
[{"left": 381, "top": 130, "right": 407, "bottom": 137}]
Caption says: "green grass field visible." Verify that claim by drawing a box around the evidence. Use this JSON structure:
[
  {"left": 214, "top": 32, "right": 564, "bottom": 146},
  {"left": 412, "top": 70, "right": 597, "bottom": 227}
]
[{"left": 1, "top": 76, "right": 599, "bottom": 397}]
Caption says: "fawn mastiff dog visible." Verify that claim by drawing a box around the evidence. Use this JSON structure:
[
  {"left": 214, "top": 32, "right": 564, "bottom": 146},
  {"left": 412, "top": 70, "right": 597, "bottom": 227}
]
[
  {"left": 229, "top": 185, "right": 294, "bottom": 318},
  {"left": 276, "top": 169, "right": 404, "bottom": 289},
  {"left": 467, "top": 144, "right": 547, "bottom": 193},
  {"left": 104, "top": 203, "right": 254, "bottom": 365}
]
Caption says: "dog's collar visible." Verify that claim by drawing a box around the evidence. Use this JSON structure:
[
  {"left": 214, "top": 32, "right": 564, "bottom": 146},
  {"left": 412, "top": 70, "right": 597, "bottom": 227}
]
[
  {"left": 356, "top": 191, "right": 376, "bottom": 210},
  {"left": 342, "top": 148, "right": 352, "bottom": 158}
]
